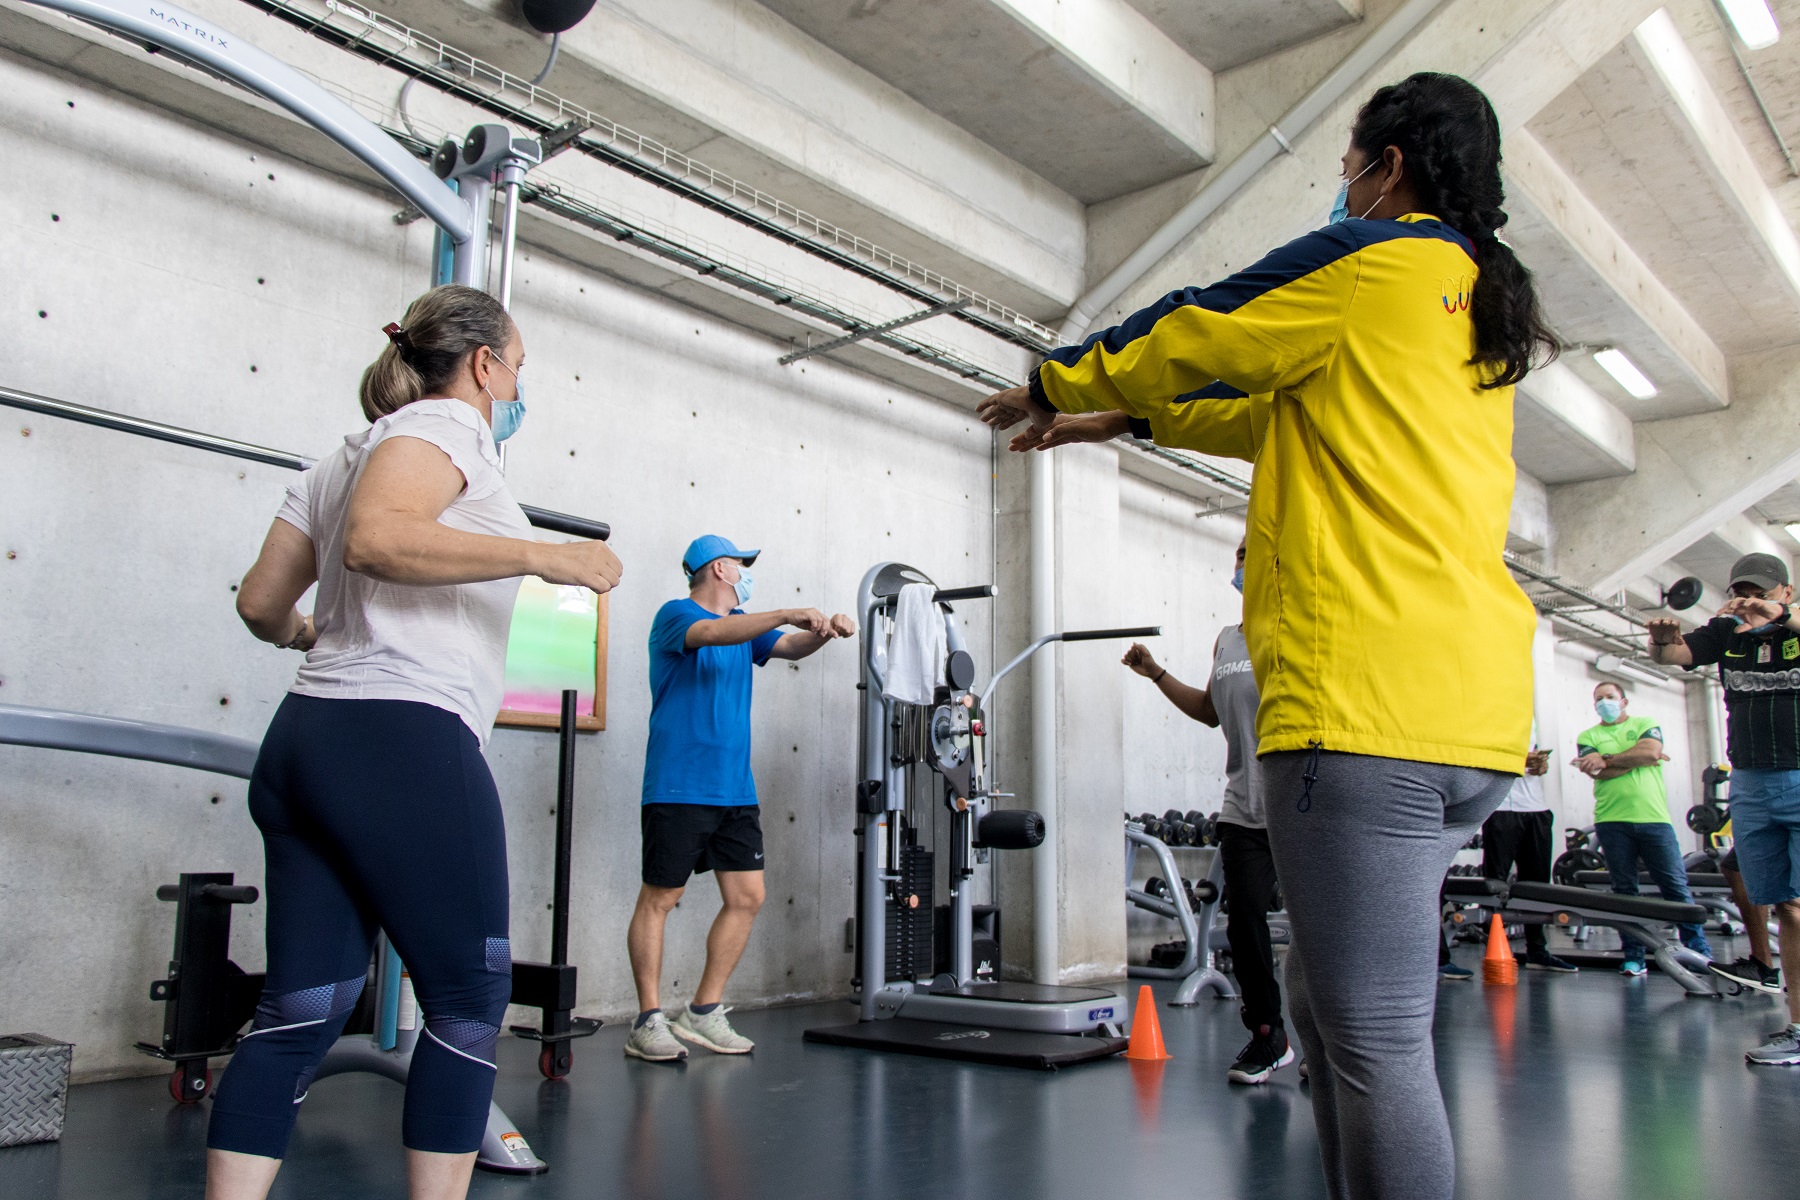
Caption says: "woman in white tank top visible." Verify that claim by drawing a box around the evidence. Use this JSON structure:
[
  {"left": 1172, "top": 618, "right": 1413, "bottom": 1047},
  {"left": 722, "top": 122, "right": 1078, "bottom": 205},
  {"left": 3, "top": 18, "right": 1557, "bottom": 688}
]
[{"left": 208, "top": 286, "right": 622, "bottom": 1200}]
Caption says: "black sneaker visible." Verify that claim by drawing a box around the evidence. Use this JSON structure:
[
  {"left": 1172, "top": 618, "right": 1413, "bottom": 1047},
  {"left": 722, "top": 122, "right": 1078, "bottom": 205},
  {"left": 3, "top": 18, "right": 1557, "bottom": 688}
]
[
  {"left": 1711, "top": 957, "right": 1784, "bottom": 995},
  {"left": 1525, "top": 952, "right": 1579, "bottom": 974},
  {"left": 1227, "top": 1025, "right": 1295, "bottom": 1085}
]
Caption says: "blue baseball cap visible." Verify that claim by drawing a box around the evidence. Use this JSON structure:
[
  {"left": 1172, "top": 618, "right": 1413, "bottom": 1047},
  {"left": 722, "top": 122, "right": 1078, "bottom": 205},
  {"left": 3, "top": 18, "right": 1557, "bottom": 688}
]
[{"left": 681, "top": 534, "right": 759, "bottom": 578}]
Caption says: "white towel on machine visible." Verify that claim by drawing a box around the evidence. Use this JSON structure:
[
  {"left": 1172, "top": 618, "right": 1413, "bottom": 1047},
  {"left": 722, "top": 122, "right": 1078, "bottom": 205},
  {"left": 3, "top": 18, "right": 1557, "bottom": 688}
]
[{"left": 882, "top": 582, "right": 945, "bottom": 705}]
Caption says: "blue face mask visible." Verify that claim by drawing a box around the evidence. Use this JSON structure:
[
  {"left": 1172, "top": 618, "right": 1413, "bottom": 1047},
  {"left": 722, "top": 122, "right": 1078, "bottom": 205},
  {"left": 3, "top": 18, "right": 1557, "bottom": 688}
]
[
  {"left": 1596, "top": 698, "right": 1623, "bottom": 723},
  {"left": 733, "top": 567, "right": 755, "bottom": 608},
  {"left": 484, "top": 352, "right": 526, "bottom": 443},
  {"left": 1231, "top": 566, "right": 1245, "bottom": 594},
  {"left": 1329, "top": 158, "right": 1381, "bottom": 224}
]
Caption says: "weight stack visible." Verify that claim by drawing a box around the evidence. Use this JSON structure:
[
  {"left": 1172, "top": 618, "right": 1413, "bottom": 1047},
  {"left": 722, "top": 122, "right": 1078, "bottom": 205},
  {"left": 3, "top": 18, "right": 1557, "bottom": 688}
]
[
  {"left": 884, "top": 846, "right": 934, "bottom": 982},
  {"left": 0, "top": 1034, "right": 72, "bottom": 1147}
]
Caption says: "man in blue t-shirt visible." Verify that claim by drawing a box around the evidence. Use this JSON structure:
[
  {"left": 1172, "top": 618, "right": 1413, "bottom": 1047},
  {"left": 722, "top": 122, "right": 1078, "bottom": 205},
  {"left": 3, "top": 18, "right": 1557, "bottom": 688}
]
[{"left": 625, "top": 534, "right": 855, "bottom": 1063}]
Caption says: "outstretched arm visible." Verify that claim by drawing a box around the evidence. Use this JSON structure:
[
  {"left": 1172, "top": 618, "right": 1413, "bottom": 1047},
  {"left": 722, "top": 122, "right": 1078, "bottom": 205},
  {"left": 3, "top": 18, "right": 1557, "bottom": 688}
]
[
  {"left": 1123, "top": 642, "right": 1218, "bottom": 727},
  {"left": 770, "top": 613, "right": 857, "bottom": 660}
]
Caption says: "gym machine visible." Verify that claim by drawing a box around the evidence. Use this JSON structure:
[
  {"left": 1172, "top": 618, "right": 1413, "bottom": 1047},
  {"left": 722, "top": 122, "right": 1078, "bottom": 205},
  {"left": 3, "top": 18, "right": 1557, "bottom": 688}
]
[{"left": 804, "top": 562, "right": 1158, "bottom": 1068}]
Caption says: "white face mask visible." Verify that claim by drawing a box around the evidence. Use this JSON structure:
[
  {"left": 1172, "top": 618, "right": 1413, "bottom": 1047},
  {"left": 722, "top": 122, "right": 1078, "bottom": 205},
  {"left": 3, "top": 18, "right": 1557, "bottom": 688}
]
[{"left": 732, "top": 567, "right": 754, "bottom": 607}]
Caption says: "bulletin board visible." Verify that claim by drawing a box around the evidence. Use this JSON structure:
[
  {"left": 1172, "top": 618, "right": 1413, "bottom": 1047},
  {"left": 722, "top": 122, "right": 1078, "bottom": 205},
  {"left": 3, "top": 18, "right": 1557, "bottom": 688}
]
[{"left": 496, "top": 576, "right": 608, "bottom": 731}]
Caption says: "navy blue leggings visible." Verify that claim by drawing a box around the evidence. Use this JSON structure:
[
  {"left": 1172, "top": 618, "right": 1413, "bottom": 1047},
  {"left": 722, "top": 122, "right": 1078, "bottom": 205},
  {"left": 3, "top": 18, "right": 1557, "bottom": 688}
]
[{"left": 208, "top": 694, "right": 511, "bottom": 1158}]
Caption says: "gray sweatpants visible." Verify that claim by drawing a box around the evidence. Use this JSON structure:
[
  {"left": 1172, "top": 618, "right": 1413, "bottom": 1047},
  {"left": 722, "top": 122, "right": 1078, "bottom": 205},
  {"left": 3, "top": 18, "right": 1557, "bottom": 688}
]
[{"left": 1263, "top": 750, "right": 1510, "bottom": 1200}]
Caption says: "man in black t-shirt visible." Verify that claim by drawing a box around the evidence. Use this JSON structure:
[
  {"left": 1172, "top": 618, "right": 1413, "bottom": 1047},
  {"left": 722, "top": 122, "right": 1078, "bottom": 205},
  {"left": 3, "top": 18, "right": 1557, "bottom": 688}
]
[{"left": 1648, "top": 552, "right": 1800, "bottom": 1067}]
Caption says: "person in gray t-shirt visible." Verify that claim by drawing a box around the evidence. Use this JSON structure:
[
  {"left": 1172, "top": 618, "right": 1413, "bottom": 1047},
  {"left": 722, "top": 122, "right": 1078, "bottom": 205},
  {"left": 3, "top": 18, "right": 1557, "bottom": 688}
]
[{"left": 1124, "top": 538, "right": 1293, "bottom": 1085}]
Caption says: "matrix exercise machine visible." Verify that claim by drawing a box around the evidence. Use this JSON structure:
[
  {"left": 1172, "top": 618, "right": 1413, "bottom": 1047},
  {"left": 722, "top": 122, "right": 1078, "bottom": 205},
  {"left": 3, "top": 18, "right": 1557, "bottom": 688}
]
[{"left": 804, "top": 562, "right": 1158, "bottom": 1068}]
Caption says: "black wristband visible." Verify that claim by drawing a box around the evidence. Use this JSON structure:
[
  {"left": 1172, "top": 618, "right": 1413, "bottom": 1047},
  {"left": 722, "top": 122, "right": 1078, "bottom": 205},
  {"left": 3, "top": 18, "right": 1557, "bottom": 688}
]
[{"left": 1152, "top": 667, "right": 1167, "bottom": 684}]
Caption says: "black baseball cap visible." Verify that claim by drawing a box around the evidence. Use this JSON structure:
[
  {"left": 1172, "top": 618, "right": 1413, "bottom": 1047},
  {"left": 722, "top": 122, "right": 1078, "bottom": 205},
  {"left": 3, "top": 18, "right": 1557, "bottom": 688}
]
[{"left": 1728, "top": 552, "right": 1789, "bottom": 592}]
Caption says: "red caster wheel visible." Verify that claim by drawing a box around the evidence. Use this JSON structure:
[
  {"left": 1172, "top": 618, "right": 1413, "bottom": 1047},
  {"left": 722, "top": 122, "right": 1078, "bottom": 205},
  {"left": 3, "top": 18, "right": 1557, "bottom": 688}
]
[
  {"left": 170, "top": 1061, "right": 211, "bottom": 1104},
  {"left": 538, "top": 1045, "right": 570, "bottom": 1080}
]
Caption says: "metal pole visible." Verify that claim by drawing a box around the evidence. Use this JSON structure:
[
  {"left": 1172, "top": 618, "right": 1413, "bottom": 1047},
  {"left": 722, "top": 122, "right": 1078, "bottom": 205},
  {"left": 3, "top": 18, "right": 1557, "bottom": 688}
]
[
  {"left": 453, "top": 177, "right": 493, "bottom": 289},
  {"left": 495, "top": 164, "right": 526, "bottom": 310},
  {"left": 1029, "top": 449, "right": 1058, "bottom": 985},
  {"left": 551, "top": 689, "right": 577, "bottom": 966}
]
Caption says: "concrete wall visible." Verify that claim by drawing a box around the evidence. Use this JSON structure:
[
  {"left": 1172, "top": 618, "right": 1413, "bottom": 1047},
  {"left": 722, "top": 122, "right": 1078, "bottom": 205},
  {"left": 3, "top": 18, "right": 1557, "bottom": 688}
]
[{"left": 0, "top": 49, "right": 997, "bottom": 1081}]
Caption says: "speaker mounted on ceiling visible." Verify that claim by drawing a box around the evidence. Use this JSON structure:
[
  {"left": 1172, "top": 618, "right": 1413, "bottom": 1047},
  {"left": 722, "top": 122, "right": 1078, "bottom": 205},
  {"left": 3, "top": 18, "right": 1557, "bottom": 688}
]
[{"left": 520, "top": 0, "right": 596, "bottom": 34}]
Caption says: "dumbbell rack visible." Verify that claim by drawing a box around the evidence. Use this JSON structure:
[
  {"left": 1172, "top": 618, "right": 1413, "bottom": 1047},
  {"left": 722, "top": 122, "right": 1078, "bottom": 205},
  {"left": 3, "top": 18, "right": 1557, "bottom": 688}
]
[{"left": 1124, "top": 820, "right": 1235, "bottom": 1007}]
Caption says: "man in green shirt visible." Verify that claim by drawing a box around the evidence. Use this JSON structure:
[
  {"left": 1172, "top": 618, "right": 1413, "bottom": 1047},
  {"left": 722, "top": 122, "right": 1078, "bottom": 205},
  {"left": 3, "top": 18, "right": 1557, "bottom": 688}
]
[{"left": 1574, "top": 681, "right": 1713, "bottom": 973}]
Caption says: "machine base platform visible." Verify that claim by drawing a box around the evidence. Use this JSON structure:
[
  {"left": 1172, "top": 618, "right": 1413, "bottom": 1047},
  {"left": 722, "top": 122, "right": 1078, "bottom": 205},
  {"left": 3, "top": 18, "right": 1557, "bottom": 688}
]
[
  {"left": 924, "top": 980, "right": 1117, "bottom": 1004},
  {"left": 803, "top": 1018, "right": 1127, "bottom": 1070}
]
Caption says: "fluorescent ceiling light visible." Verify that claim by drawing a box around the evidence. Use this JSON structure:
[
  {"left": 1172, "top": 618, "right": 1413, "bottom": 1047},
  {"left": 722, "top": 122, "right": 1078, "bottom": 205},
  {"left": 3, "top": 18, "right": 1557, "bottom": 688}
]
[
  {"left": 1785, "top": 523, "right": 1800, "bottom": 542},
  {"left": 1592, "top": 347, "right": 1659, "bottom": 400},
  {"left": 1720, "top": 0, "right": 1781, "bottom": 50},
  {"left": 1595, "top": 654, "right": 1669, "bottom": 687}
]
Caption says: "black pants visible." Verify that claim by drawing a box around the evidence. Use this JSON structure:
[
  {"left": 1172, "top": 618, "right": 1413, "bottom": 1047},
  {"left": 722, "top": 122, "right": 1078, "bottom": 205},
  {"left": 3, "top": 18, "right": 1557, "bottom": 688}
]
[
  {"left": 209, "top": 694, "right": 512, "bottom": 1158},
  {"left": 1217, "top": 821, "right": 1283, "bottom": 1031},
  {"left": 1481, "top": 809, "right": 1554, "bottom": 954}
]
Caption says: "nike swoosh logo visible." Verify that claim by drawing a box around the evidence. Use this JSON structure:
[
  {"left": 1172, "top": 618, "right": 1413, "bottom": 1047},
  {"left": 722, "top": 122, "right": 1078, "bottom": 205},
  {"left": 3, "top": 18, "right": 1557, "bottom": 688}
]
[
  {"left": 1726, "top": 650, "right": 1748, "bottom": 658},
  {"left": 754, "top": 852, "right": 763, "bottom": 859}
]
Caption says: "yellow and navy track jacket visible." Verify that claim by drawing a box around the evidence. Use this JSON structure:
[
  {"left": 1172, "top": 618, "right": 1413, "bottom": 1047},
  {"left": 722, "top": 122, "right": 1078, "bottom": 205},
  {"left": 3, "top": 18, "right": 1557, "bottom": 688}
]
[{"left": 1033, "top": 214, "right": 1533, "bottom": 774}]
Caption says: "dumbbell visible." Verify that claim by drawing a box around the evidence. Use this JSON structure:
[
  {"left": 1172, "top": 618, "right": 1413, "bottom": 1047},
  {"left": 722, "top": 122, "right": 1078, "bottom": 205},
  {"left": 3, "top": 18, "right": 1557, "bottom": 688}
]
[
  {"left": 1145, "top": 876, "right": 1172, "bottom": 901},
  {"left": 1182, "top": 811, "right": 1215, "bottom": 846},
  {"left": 1183, "top": 878, "right": 1220, "bottom": 909}
]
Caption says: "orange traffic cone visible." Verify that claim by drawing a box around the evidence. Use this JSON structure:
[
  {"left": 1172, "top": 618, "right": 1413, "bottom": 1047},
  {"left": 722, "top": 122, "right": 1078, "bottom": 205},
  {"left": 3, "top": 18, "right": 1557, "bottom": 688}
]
[
  {"left": 1124, "top": 984, "right": 1172, "bottom": 1061},
  {"left": 1482, "top": 912, "right": 1518, "bottom": 985}
]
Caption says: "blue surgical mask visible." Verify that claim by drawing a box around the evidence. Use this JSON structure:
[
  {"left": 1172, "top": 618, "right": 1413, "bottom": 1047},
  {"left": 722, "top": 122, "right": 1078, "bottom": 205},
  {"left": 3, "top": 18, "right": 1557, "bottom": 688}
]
[
  {"left": 733, "top": 568, "right": 754, "bottom": 607},
  {"left": 1231, "top": 567, "right": 1245, "bottom": 594},
  {"left": 484, "top": 353, "right": 526, "bottom": 443},
  {"left": 1329, "top": 158, "right": 1381, "bottom": 224},
  {"left": 1596, "top": 698, "right": 1623, "bottom": 723}
]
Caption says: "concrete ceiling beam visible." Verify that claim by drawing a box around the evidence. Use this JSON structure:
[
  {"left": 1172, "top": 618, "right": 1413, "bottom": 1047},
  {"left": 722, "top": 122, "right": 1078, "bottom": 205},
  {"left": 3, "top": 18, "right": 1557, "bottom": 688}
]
[
  {"left": 1504, "top": 127, "right": 1729, "bottom": 418},
  {"left": 756, "top": 0, "right": 1214, "bottom": 205},
  {"left": 1632, "top": 7, "right": 1800, "bottom": 310},
  {"left": 1123, "top": 0, "right": 1362, "bottom": 73},
  {"left": 1549, "top": 343, "right": 1800, "bottom": 593},
  {"left": 1090, "top": 0, "right": 1666, "bottom": 333},
  {"left": 986, "top": 0, "right": 1214, "bottom": 164},
  {"left": 1513, "top": 360, "right": 1637, "bottom": 484}
]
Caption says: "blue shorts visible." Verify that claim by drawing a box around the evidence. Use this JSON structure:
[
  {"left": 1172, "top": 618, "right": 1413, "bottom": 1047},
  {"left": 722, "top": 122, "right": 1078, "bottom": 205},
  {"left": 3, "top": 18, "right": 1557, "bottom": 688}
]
[{"left": 1728, "top": 768, "right": 1800, "bottom": 906}]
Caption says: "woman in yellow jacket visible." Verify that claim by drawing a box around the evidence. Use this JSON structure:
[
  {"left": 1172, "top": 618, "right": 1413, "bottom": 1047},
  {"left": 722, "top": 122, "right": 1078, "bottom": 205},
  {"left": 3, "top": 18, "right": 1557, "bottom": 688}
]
[{"left": 982, "top": 74, "right": 1553, "bottom": 1200}]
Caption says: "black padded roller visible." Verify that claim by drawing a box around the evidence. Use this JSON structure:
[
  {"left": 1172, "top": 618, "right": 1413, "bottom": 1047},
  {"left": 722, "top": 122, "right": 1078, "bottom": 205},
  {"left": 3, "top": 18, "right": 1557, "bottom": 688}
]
[{"left": 977, "top": 810, "right": 1045, "bottom": 849}]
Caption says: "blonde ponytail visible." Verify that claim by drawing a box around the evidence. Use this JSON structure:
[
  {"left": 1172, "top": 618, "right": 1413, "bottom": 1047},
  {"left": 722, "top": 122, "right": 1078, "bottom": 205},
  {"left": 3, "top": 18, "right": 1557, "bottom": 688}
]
[
  {"left": 357, "top": 285, "right": 515, "bottom": 423},
  {"left": 358, "top": 343, "right": 425, "bottom": 422}
]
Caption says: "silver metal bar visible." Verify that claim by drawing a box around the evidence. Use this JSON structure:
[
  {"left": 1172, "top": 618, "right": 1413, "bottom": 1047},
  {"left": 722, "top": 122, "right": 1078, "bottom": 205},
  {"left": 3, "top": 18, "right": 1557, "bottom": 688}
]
[
  {"left": 2, "top": 384, "right": 611, "bottom": 539},
  {"left": 452, "top": 176, "right": 493, "bottom": 289},
  {"left": 495, "top": 171, "right": 524, "bottom": 309},
  {"left": 0, "top": 702, "right": 260, "bottom": 778},
  {"left": 778, "top": 300, "right": 970, "bottom": 365},
  {"left": 20, "top": 0, "right": 471, "bottom": 243},
  {"left": 1, "top": 384, "right": 313, "bottom": 469}
]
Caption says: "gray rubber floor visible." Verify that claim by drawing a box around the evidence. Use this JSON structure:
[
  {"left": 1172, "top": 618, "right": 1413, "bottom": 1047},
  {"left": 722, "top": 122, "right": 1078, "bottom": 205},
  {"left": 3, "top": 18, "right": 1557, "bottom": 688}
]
[{"left": 5, "top": 944, "right": 1799, "bottom": 1200}]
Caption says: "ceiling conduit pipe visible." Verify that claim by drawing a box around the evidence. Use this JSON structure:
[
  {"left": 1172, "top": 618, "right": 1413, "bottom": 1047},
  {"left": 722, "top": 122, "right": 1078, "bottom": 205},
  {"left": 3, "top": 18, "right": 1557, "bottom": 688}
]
[
  {"left": 20, "top": 0, "right": 475, "bottom": 249},
  {"left": 1024, "top": 0, "right": 1445, "bottom": 987}
]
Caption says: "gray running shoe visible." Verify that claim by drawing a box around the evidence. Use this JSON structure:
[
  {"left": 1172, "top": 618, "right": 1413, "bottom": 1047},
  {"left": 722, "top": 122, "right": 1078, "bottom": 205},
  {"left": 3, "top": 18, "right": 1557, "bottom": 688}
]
[
  {"left": 1746, "top": 1025, "right": 1800, "bottom": 1067},
  {"left": 673, "top": 1005, "right": 755, "bottom": 1054},
  {"left": 625, "top": 1011, "right": 688, "bottom": 1062},
  {"left": 1711, "top": 957, "right": 1784, "bottom": 995}
]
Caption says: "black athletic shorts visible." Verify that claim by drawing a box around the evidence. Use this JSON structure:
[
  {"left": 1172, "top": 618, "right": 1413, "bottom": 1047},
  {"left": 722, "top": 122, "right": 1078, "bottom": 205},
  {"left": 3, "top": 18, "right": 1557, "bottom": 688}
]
[
  {"left": 641, "top": 803, "right": 764, "bottom": 888},
  {"left": 1721, "top": 846, "right": 1739, "bottom": 874}
]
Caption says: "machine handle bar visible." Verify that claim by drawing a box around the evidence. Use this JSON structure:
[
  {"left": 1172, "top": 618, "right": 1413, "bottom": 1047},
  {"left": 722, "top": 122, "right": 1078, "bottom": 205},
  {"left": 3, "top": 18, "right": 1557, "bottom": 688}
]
[
  {"left": 932, "top": 585, "right": 995, "bottom": 603},
  {"left": 978, "top": 624, "right": 1161, "bottom": 710},
  {"left": 1059, "top": 626, "right": 1161, "bottom": 642},
  {"left": 156, "top": 883, "right": 259, "bottom": 904}
]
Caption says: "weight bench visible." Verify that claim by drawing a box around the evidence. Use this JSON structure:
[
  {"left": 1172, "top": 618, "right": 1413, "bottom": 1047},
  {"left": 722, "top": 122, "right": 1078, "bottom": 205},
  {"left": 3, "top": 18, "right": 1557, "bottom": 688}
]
[
  {"left": 1441, "top": 877, "right": 1718, "bottom": 997},
  {"left": 1571, "top": 870, "right": 1742, "bottom": 932}
]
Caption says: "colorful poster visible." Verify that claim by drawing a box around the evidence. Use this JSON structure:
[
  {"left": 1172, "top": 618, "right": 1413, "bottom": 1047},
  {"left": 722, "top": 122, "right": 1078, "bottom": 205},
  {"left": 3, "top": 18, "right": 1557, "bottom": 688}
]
[{"left": 501, "top": 576, "right": 598, "bottom": 716}]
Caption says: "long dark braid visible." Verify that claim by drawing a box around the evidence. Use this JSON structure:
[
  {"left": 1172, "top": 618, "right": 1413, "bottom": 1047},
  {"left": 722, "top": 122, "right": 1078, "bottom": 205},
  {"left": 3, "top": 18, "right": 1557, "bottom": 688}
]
[{"left": 1351, "top": 72, "right": 1558, "bottom": 389}]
